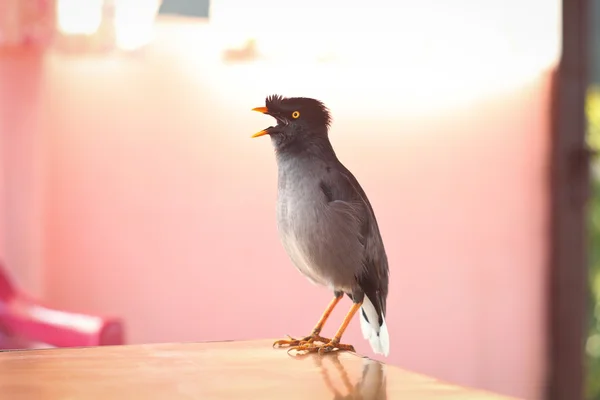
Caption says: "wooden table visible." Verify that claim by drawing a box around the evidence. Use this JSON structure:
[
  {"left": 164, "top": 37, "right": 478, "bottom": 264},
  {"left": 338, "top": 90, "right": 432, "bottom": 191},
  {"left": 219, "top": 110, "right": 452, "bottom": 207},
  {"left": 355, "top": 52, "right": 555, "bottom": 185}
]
[{"left": 0, "top": 339, "right": 517, "bottom": 399}]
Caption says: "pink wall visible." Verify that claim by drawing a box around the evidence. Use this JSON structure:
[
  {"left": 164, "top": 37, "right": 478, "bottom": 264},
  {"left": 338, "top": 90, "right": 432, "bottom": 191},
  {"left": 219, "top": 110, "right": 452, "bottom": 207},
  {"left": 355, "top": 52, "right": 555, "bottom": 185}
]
[
  {"left": 1, "top": 22, "right": 550, "bottom": 400},
  {"left": 0, "top": 49, "right": 46, "bottom": 297}
]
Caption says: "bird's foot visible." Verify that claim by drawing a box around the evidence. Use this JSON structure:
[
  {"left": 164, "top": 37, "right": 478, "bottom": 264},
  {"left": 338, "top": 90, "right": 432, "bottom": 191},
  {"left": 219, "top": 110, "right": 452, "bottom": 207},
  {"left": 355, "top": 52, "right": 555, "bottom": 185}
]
[
  {"left": 286, "top": 339, "right": 355, "bottom": 356},
  {"left": 273, "top": 333, "right": 331, "bottom": 349}
]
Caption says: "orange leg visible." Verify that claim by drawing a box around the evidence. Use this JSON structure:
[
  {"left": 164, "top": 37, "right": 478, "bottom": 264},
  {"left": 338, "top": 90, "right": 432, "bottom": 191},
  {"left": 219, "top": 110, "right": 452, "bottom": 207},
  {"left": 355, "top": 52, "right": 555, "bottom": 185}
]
[
  {"left": 288, "top": 301, "right": 362, "bottom": 355},
  {"left": 273, "top": 294, "right": 343, "bottom": 348}
]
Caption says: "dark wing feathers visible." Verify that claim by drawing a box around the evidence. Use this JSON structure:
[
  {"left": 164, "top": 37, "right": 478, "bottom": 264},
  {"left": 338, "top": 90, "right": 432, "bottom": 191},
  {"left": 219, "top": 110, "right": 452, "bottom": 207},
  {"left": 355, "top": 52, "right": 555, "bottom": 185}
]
[{"left": 321, "top": 163, "right": 389, "bottom": 320}]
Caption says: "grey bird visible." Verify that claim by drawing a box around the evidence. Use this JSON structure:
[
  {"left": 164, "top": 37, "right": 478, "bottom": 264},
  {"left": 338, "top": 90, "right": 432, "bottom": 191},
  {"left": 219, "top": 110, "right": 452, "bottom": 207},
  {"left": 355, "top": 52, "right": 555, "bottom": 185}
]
[{"left": 252, "top": 95, "right": 390, "bottom": 356}]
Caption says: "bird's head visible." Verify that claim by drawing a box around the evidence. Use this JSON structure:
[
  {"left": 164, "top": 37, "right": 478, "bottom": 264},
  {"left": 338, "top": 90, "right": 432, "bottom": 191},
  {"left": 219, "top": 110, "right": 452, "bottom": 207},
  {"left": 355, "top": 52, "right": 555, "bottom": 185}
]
[{"left": 251, "top": 95, "right": 332, "bottom": 141}]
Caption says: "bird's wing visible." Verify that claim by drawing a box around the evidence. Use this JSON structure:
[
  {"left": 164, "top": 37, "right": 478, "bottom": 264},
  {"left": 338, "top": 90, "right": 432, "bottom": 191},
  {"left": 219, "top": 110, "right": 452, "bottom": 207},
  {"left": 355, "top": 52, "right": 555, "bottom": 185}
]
[{"left": 323, "top": 163, "right": 389, "bottom": 318}]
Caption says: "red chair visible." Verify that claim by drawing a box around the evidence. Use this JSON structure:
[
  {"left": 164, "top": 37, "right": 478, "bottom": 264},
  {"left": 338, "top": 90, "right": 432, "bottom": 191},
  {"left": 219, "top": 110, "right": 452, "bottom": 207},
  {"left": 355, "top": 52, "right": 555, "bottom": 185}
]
[{"left": 0, "top": 261, "right": 124, "bottom": 350}]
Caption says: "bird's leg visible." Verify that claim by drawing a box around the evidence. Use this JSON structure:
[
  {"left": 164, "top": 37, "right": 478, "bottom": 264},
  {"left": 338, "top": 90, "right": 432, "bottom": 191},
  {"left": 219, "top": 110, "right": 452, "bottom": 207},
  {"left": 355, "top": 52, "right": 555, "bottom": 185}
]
[
  {"left": 273, "top": 292, "right": 343, "bottom": 348},
  {"left": 288, "top": 301, "right": 362, "bottom": 355}
]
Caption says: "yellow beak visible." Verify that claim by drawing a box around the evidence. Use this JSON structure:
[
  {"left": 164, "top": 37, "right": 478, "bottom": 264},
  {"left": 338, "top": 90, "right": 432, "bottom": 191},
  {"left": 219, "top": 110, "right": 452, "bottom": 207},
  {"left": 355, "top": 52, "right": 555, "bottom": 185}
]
[
  {"left": 251, "top": 107, "right": 270, "bottom": 137},
  {"left": 251, "top": 129, "right": 269, "bottom": 138}
]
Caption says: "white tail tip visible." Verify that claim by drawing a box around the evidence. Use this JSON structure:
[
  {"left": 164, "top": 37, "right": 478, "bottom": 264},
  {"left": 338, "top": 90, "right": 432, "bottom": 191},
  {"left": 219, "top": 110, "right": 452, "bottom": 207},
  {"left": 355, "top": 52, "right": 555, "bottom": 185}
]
[{"left": 359, "top": 296, "right": 390, "bottom": 357}]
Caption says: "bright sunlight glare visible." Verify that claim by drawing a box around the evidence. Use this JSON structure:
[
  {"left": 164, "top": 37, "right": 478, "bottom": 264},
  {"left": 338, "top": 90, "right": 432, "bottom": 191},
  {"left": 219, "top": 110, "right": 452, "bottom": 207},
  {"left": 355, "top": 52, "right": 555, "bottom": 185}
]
[
  {"left": 207, "top": 0, "right": 561, "bottom": 114},
  {"left": 56, "top": 0, "right": 103, "bottom": 35},
  {"left": 114, "top": 0, "right": 161, "bottom": 51},
  {"left": 57, "top": 0, "right": 160, "bottom": 51}
]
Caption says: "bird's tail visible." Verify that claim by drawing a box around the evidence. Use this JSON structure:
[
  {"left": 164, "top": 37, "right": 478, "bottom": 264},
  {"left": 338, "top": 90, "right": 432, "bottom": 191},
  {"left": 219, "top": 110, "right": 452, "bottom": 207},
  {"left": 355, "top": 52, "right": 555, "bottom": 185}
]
[{"left": 359, "top": 295, "right": 390, "bottom": 357}]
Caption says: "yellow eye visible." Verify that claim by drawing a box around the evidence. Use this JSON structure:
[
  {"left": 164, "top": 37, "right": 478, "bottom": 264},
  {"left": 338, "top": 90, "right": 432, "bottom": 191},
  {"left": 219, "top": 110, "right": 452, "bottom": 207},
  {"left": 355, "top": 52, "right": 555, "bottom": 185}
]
[{"left": 292, "top": 111, "right": 300, "bottom": 119}]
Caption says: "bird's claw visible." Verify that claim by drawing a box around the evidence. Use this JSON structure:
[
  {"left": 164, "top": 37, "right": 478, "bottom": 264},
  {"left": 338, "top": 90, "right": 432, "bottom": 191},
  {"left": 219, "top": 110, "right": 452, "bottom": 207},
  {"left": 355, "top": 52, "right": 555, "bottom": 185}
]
[
  {"left": 273, "top": 334, "right": 331, "bottom": 349},
  {"left": 286, "top": 340, "right": 355, "bottom": 356}
]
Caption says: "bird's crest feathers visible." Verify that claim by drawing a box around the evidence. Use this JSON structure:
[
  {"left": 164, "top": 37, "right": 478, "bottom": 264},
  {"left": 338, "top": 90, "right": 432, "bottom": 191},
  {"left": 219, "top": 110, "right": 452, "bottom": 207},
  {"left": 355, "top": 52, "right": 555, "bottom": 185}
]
[{"left": 265, "top": 94, "right": 332, "bottom": 128}]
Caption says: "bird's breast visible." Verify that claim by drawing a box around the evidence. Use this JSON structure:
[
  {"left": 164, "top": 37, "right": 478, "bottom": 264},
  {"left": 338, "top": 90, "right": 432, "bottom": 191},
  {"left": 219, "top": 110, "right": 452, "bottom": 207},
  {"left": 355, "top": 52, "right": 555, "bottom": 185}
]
[
  {"left": 276, "top": 160, "right": 328, "bottom": 284},
  {"left": 276, "top": 166, "right": 322, "bottom": 236}
]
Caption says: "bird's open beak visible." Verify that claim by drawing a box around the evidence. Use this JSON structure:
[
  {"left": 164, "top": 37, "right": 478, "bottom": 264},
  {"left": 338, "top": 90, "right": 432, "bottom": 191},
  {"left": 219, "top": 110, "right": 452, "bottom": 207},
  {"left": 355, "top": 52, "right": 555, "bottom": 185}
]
[{"left": 251, "top": 106, "right": 271, "bottom": 138}]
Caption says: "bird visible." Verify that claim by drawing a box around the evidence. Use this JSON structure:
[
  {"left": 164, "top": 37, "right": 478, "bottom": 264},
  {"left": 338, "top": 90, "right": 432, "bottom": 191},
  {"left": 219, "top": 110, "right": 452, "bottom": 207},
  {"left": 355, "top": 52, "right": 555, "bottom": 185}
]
[{"left": 251, "top": 94, "right": 390, "bottom": 356}]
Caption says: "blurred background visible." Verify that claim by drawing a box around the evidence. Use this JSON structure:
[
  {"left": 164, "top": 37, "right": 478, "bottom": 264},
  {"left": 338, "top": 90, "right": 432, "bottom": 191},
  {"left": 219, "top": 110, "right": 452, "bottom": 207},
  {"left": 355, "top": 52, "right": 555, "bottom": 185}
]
[
  {"left": 586, "top": 1, "right": 600, "bottom": 399},
  {"left": 0, "top": 0, "right": 588, "bottom": 399}
]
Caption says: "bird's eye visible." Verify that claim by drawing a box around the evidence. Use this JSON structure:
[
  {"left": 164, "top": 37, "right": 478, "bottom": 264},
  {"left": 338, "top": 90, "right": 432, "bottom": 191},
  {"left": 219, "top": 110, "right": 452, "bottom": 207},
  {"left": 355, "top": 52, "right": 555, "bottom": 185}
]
[{"left": 292, "top": 111, "right": 300, "bottom": 119}]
